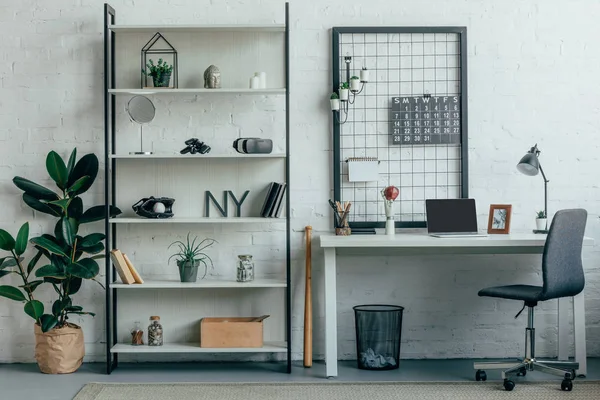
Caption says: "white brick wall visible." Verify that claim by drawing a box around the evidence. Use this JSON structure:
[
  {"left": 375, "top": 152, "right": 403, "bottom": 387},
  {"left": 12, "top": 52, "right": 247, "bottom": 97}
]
[{"left": 1, "top": 0, "right": 599, "bottom": 363}]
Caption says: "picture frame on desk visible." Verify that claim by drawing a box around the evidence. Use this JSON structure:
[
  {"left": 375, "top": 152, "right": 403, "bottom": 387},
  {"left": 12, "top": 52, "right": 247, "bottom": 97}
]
[{"left": 488, "top": 204, "right": 512, "bottom": 234}]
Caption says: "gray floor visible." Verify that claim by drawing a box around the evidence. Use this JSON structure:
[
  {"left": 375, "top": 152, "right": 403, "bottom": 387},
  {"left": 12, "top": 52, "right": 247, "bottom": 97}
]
[{"left": 1, "top": 359, "right": 599, "bottom": 400}]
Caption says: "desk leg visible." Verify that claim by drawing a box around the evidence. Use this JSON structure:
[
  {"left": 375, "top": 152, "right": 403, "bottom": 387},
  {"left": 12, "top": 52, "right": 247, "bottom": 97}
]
[
  {"left": 324, "top": 248, "right": 338, "bottom": 378},
  {"left": 573, "top": 290, "right": 587, "bottom": 377},
  {"left": 557, "top": 297, "right": 569, "bottom": 361}
]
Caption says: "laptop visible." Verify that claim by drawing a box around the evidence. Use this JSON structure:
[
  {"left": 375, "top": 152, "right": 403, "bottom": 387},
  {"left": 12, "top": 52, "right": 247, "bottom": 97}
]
[{"left": 425, "top": 199, "right": 488, "bottom": 237}]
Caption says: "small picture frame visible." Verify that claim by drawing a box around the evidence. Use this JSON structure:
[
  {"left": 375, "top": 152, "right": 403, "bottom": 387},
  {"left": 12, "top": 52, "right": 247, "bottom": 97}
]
[{"left": 488, "top": 204, "right": 512, "bottom": 234}]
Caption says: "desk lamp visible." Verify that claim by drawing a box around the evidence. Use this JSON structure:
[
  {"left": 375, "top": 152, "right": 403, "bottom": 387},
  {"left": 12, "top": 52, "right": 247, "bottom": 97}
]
[{"left": 517, "top": 144, "right": 549, "bottom": 233}]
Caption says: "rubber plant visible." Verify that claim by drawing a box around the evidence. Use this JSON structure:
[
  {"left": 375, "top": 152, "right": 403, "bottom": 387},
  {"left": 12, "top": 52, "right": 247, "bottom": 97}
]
[{"left": 9, "top": 148, "right": 121, "bottom": 332}]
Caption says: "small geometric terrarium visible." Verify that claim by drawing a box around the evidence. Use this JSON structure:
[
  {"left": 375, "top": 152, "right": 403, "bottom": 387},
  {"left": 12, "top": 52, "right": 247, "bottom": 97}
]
[{"left": 140, "top": 32, "right": 178, "bottom": 89}]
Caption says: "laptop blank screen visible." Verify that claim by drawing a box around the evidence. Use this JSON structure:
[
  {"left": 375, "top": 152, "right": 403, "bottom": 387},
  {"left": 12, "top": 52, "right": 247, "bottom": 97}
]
[{"left": 426, "top": 199, "right": 479, "bottom": 233}]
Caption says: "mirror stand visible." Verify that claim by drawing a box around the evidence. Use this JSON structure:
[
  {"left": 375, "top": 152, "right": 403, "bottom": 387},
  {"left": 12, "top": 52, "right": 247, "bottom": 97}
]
[{"left": 130, "top": 126, "right": 153, "bottom": 155}]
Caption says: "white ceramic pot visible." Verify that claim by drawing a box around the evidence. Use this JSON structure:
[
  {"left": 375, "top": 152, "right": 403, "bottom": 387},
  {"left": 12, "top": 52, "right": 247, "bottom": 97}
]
[
  {"left": 350, "top": 78, "right": 361, "bottom": 91},
  {"left": 536, "top": 218, "right": 547, "bottom": 231},
  {"left": 360, "top": 68, "right": 369, "bottom": 82},
  {"left": 330, "top": 98, "right": 340, "bottom": 111},
  {"left": 339, "top": 88, "right": 349, "bottom": 101}
]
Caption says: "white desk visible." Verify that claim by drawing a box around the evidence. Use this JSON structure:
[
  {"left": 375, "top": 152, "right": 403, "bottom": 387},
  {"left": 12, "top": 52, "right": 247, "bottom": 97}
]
[{"left": 320, "top": 233, "right": 594, "bottom": 378}]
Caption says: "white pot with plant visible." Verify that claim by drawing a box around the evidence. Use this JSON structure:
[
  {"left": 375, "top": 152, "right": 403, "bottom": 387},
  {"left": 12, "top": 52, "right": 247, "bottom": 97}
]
[
  {"left": 330, "top": 93, "right": 340, "bottom": 111},
  {"left": 339, "top": 82, "right": 349, "bottom": 101},
  {"left": 350, "top": 76, "right": 361, "bottom": 91},
  {"left": 536, "top": 210, "right": 547, "bottom": 231}
]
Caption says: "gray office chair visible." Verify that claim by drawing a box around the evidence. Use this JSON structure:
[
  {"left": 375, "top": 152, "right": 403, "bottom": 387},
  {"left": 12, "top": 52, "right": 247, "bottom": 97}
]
[{"left": 473, "top": 209, "right": 587, "bottom": 392}]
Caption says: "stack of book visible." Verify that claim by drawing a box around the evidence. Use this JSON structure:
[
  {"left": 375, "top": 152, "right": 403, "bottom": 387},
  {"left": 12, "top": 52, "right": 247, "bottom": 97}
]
[
  {"left": 110, "top": 249, "right": 144, "bottom": 284},
  {"left": 260, "top": 182, "right": 287, "bottom": 218}
]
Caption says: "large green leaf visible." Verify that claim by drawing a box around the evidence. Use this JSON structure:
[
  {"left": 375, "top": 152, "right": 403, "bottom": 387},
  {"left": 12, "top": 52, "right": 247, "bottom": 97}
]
[
  {"left": 40, "top": 314, "right": 58, "bottom": 332},
  {"left": 80, "top": 233, "right": 106, "bottom": 247},
  {"left": 66, "top": 176, "right": 90, "bottom": 196},
  {"left": 22, "top": 194, "right": 61, "bottom": 217},
  {"left": 14, "top": 222, "right": 29, "bottom": 256},
  {"left": 30, "top": 237, "right": 68, "bottom": 257},
  {"left": 66, "top": 258, "right": 99, "bottom": 279},
  {"left": 46, "top": 151, "right": 68, "bottom": 190},
  {"left": 63, "top": 277, "right": 82, "bottom": 295},
  {"left": 27, "top": 250, "right": 44, "bottom": 276},
  {"left": 67, "top": 196, "right": 83, "bottom": 219},
  {"left": 0, "top": 229, "right": 15, "bottom": 251},
  {"left": 66, "top": 148, "right": 77, "bottom": 179},
  {"left": 64, "top": 305, "right": 83, "bottom": 312},
  {"left": 51, "top": 298, "right": 71, "bottom": 317},
  {"left": 24, "top": 300, "right": 44, "bottom": 320},
  {"left": 13, "top": 177, "right": 59, "bottom": 201},
  {"left": 79, "top": 242, "right": 104, "bottom": 255},
  {"left": 58, "top": 217, "right": 75, "bottom": 247},
  {"left": 80, "top": 205, "right": 122, "bottom": 223},
  {"left": 0, "top": 270, "right": 14, "bottom": 279},
  {"left": 67, "top": 154, "right": 98, "bottom": 195},
  {"left": 0, "top": 285, "right": 27, "bottom": 302},
  {"left": 35, "top": 264, "right": 66, "bottom": 279},
  {"left": 0, "top": 258, "right": 17, "bottom": 269},
  {"left": 48, "top": 198, "right": 71, "bottom": 212},
  {"left": 20, "top": 280, "right": 44, "bottom": 293}
]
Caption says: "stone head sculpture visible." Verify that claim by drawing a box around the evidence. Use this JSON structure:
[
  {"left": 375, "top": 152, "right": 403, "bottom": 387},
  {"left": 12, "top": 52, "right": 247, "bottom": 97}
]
[{"left": 203, "top": 65, "right": 221, "bottom": 89}]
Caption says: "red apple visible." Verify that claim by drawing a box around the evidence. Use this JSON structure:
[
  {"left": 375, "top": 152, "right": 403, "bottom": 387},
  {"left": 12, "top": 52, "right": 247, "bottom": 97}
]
[{"left": 383, "top": 186, "right": 399, "bottom": 201}]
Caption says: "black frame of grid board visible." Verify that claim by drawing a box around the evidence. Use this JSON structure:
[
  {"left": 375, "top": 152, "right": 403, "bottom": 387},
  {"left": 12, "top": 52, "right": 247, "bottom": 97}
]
[
  {"left": 104, "top": 3, "right": 292, "bottom": 374},
  {"left": 332, "top": 26, "right": 469, "bottom": 230}
]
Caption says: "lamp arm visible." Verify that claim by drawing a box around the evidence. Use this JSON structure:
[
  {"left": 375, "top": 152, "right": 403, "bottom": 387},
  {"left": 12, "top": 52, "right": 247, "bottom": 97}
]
[{"left": 539, "top": 163, "right": 549, "bottom": 227}]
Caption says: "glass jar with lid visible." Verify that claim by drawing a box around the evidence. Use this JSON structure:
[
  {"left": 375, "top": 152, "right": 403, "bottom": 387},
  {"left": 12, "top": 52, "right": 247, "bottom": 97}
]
[
  {"left": 131, "top": 321, "right": 144, "bottom": 346},
  {"left": 147, "top": 316, "right": 163, "bottom": 346},
  {"left": 236, "top": 255, "right": 254, "bottom": 282}
]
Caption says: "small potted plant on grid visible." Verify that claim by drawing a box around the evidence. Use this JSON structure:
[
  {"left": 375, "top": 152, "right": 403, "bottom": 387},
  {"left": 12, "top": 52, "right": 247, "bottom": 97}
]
[
  {"left": 142, "top": 58, "right": 174, "bottom": 88},
  {"left": 339, "top": 82, "right": 350, "bottom": 101},
  {"left": 330, "top": 92, "right": 340, "bottom": 111},
  {"left": 536, "top": 210, "right": 547, "bottom": 231},
  {"left": 168, "top": 233, "right": 216, "bottom": 282},
  {"left": 350, "top": 75, "right": 361, "bottom": 92}
]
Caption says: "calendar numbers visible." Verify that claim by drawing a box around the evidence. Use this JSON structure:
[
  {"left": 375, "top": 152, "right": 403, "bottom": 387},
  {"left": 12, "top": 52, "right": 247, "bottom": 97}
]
[{"left": 390, "top": 96, "right": 461, "bottom": 145}]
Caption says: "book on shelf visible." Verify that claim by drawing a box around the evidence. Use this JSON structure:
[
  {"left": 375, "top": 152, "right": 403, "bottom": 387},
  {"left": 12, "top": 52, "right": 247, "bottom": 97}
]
[
  {"left": 122, "top": 253, "right": 144, "bottom": 284},
  {"left": 260, "top": 182, "right": 286, "bottom": 218},
  {"left": 110, "top": 249, "right": 136, "bottom": 284}
]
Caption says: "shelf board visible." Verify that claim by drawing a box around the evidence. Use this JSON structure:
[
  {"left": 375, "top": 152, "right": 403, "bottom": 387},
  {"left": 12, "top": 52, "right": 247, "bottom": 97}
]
[
  {"left": 111, "top": 342, "right": 287, "bottom": 354},
  {"left": 110, "top": 217, "right": 285, "bottom": 224},
  {"left": 110, "top": 153, "right": 286, "bottom": 160},
  {"left": 109, "top": 24, "right": 285, "bottom": 33},
  {"left": 108, "top": 88, "right": 286, "bottom": 95},
  {"left": 111, "top": 278, "right": 287, "bottom": 289}
]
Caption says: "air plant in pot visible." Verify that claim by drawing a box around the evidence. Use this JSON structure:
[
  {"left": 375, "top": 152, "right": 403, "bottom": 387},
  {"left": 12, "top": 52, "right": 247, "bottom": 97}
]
[
  {"left": 339, "top": 82, "right": 350, "bottom": 101},
  {"left": 330, "top": 92, "right": 340, "bottom": 111},
  {"left": 168, "top": 233, "right": 216, "bottom": 282},
  {"left": 536, "top": 210, "right": 547, "bottom": 231}
]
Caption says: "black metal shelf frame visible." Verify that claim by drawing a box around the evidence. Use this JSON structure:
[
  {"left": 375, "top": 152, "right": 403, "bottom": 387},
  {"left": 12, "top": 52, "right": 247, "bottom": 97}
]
[{"left": 103, "top": 2, "right": 292, "bottom": 375}]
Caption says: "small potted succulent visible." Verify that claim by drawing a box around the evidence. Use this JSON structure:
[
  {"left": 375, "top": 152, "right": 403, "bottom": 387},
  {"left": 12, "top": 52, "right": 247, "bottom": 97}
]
[
  {"left": 536, "top": 210, "right": 547, "bottom": 231},
  {"left": 142, "top": 58, "right": 174, "bottom": 88},
  {"left": 350, "top": 75, "right": 361, "bottom": 91},
  {"left": 168, "top": 233, "right": 216, "bottom": 282},
  {"left": 330, "top": 92, "right": 340, "bottom": 111},
  {"left": 339, "top": 82, "right": 350, "bottom": 101}
]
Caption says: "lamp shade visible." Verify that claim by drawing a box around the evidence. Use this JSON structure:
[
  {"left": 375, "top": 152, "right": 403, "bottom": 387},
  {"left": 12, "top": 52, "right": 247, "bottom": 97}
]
[{"left": 517, "top": 152, "right": 540, "bottom": 176}]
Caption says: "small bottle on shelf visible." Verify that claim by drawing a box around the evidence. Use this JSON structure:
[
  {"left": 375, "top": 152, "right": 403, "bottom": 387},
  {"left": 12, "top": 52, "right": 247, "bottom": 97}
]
[
  {"left": 131, "top": 321, "right": 144, "bottom": 346},
  {"left": 147, "top": 316, "right": 163, "bottom": 346}
]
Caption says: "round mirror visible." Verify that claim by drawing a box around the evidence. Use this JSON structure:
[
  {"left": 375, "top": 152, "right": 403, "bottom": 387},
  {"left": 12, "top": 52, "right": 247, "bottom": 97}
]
[{"left": 126, "top": 95, "right": 155, "bottom": 124}]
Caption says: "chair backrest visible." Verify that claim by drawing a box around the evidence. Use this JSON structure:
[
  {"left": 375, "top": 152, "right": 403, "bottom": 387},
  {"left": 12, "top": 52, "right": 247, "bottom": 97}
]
[{"left": 539, "top": 209, "right": 587, "bottom": 300}]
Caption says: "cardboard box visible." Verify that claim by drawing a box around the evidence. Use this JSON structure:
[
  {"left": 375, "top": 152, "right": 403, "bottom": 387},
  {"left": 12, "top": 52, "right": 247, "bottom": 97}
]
[{"left": 200, "top": 315, "right": 269, "bottom": 348}]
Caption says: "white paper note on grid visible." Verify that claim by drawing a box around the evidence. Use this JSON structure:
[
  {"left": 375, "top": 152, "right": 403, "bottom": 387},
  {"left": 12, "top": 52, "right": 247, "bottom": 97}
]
[{"left": 348, "top": 157, "right": 379, "bottom": 182}]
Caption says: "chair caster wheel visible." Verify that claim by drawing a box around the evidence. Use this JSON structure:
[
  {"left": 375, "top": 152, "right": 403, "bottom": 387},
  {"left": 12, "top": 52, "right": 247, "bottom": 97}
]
[
  {"left": 503, "top": 379, "right": 515, "bottom": 391},
  {"left": 475, "top": 370, "right": 487, "bottom": 381},
  {"left": 517, "top": 367, "right": 527, "bottom": 377},
  {"left": 561, "top": 379, "right": 573, "bottom": 391}
]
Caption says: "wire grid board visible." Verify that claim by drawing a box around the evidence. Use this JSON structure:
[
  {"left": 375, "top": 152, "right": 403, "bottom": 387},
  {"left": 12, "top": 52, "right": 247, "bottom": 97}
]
[{"left": 332, "top": 27, "right": 468, "bottom": 229}]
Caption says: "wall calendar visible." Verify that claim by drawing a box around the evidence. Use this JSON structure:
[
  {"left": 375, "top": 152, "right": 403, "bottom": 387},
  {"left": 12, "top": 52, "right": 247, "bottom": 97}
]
[{"left": 390, "top": 96, "right": 461, "bottom": 145}]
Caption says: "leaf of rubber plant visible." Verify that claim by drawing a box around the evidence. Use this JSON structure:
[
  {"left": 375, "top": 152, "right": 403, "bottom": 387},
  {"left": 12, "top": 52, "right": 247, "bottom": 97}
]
[
  {"left": 12, "top": 177, "right": 59, "bottom": 201},
  {"left": 0, "top": 285, "right": 27, "bottom": 302},
  {"left": 30, "top": 237, "right": 68, "bottom": 257},
  {"left": 66, "top": 176, "right": 90, "bottom": 196},
  {"left": 64, "top": 305, "right": 83, "bottom": 312},
  {"left": 67, "top": 196, "right": 83, "bottom": 219},
  {"left": 14, "top": 222, "right": 29, "bottom": 256},
  {"left": 40, "top": 314, "right": 58, "bottom": 332},
  {"left": 80, "top": 233, "right": 106, "bottom": 247},
  {"left": 67, "top": 311, "right": 95, "bottom": 317},
  {"left": 79, "top": 205, "right": 122, "bottom": 223},
  {"left": 27, "top": 250, "right": 44, "bottom": 276},
  {"left": 80, "top": 242, "right": 104, "bottom": 255},
  {"left": 52, "top": 299, "right": 63, "bottom": 317},
  {"left": 0, "top": 258, "right": 17, "bottom": 269},
  {"left": 48, "top": 198, "right": 71, "bottom": 212},
  {"left": 59, "top": 217, "right": 75, "bottom": 247},
  {"left": 46, "top": 151, "right": 68, "bottom": 190},
  {"left": 66, "top": 258, "right": 99, "bottom": 279},
  {"left": 67, "top": 154, "right": 98, "bottom": 196},
  {"left": 24, "top": 300, "right": 44, "bottom": 320},
  {"left": 0, "top": 229, "right": 15, "bottom": 251},
  {"left": 35, "top": 264, "right": 66, "bottom": 279},
  {"left": 22, "top": 194, "right": 61, "bottom": 217},
  {"left": 20, "top": 280, "right": 44, "bottom": 293},
  {"left": 0, "top": 270, "right": 14, "bottom": 279},
  {"left": 66, "top": 148, "right": 77, "bottom": 180},
  {"left": 63, "top": 277, "right": 82, "bottom": 295}
]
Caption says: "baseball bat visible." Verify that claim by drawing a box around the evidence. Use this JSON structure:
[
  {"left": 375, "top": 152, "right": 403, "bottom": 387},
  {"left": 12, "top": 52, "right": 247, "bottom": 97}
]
[{"left": 304, "top": 226, "right": 313, "bottom": 367}]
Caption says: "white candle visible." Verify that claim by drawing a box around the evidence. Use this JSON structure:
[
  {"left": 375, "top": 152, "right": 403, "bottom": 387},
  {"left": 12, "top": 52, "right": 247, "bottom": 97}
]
[
  {"left": 360, "top": 69, "right": 369, "bottom": 82},
  {"left": 350, "top": 78, "right": 360, "bottom": 91}
]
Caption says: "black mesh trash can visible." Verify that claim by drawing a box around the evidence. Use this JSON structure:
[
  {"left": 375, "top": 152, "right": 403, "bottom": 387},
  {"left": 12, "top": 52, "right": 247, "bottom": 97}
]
[{"left": 353, "top": 304, "right": 404, "bottom": 370}]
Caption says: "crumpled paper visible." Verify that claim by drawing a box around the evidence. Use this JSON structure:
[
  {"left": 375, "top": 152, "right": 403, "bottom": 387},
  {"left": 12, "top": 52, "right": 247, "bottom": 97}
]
[{"left": 360, "top": 348, "right": 397, "bottom": 368}]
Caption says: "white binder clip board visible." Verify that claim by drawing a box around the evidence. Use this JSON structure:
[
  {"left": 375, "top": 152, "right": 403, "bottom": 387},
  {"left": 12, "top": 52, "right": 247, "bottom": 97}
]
[{"left": 347, "top": 157, "right": 379, "bottom": 182}]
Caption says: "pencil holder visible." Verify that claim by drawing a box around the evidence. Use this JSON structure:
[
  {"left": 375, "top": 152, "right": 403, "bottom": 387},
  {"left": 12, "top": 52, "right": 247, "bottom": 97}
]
[{"left": 335, "top": 227, "right": 351, "bottom": 236}]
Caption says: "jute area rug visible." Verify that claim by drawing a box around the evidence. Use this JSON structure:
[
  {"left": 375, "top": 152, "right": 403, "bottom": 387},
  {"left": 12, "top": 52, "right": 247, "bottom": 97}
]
[{"left": 74, "top": 381, "right": 600, "bottom": 400}]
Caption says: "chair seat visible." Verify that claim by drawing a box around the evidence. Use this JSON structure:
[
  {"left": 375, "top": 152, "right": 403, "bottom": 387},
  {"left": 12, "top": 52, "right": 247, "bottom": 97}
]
[{"left": 478, "top": 285, "right": 543, "bottom": 302}]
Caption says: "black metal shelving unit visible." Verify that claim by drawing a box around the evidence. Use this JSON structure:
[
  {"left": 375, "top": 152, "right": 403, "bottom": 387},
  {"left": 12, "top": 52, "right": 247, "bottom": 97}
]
[{"left": 103, "top": 2, "right": 291, "bottom": 375}]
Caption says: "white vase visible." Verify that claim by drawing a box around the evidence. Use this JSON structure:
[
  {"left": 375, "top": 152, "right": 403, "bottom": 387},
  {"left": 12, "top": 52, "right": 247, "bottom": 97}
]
[
  {"left": 536, "top": 218, "right": 547, "bottom": 231},
  {"left": 250, "top": 75, "right": 260, "bottom": 89},
  {"left": 384, "top": 201, "right": 395, "bottom": 235},
  {"left": 350, "top": 78, "right": 361, "bottom": 91},
  {"left": 330, "top": 98, "right": 340, "bottom": 111},
  {"left": 339, "top": 88, "right": 349, "bottom": 101},
  {"left": 259, "top": 72, "right": 267, "bottom": 89},
  {"left": 360, "top": 68, "right": 369, "bottom": 82}
]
